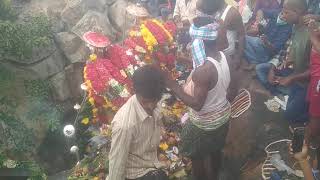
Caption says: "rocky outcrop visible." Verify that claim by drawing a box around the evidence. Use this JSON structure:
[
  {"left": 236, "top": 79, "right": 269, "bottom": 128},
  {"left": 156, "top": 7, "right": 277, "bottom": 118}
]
[
  {"left": 55, "top": 32, "right": 89, "bottom": 63},
  {"left": 71, "top": 10, "right": 115, "bottom": 39},
  {"left": 50, "top": 71, "right": 72, "bottom": 102},
  {"left": 65, "top": 63, "right": 85, "bottom": 99},
  {"left": 108, "top": 0, "right": 134, "bottom": 33},
  {"left": 22, "top": 49, "right": 66, "bottom": 79},
  {"left": 61, "top": 0, "right": 108, "bottom": 29}
]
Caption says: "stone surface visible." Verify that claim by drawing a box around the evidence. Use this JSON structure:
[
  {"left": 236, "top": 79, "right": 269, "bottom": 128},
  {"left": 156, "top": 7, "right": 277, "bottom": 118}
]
[
  {"left": 71, "top": 10, "right": 115, "bottom": 40},
  {"left": 61, "top": 0, "right": 108, "bottom": 29},
  {"left": 55, "top": 32, "right": 89, "bottom": 63},
  {"left": 22, "top": 50, "right": 67, "bottom": 79},
  {"left": 48, "top": 8, "right": 66, "bottom": 33},
  {"left": 108, "top": 0, "right": 134, "bottom": 33},
  {"left": 65, "top": 63, "right": 85, "bottom": 99},
  {"left": 50, "top": 71, "right": 72, "bottom": 102}
]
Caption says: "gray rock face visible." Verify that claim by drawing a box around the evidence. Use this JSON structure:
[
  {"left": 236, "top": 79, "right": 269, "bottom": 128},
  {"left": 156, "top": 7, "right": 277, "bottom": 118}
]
[
  {"left": 23, "top": 50, "right": 67, "bottom": 79},
  {"left": 71, "top": 10, "right": 115, "bottom": 40},
  {"left": 55, "top": 32, "right": 89, "bottom": 63},
  {"left": 65, "top": 63, "right": 85, "bottom": 99},
  {"left": 61, "top": 0, "right": 108, "bottom": 29},
  {"left": 108, "top": 0, "right": 131, "bottom": 33},
  {"left": 50, "top": 71, "right": 72, "bottom": 102}
]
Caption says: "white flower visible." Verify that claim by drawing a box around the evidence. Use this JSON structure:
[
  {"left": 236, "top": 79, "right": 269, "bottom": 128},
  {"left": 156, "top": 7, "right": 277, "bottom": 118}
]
[
  {"left": 126, "top": 50, "right": 133, "bottom": 56},
  {"left": 74, "top": 103, "right": 81, "bottom": 110},
  {"left": 80, "top": 83, "right": 88, "bottom": 90},
  {"left": 70, "top": 146, "right": 79, "bottom": 154},
  {"left": 3, "top": 159, "right": 16, "bottom": 168},
  {"left": 173, "top": 146, "right": 179, "bottom": 154},
  {"left": 134, "top": 55, "right": 140, "bottom": 61},
  {"left": 63, "top": 125, "right": 75, "bottom": 137}
]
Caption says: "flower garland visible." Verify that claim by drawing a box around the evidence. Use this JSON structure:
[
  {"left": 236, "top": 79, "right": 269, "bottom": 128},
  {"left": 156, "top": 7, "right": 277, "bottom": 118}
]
[
  {"left": 145, "top": 20, "right": 168, "bottom": 45},
  {"left": 164, "top": 21, "right": 177, "bottom": 37},
  {"left": 151, "top": 19, "right": 174, "bottom": 43},
  {"left": 83, "top": 55, "right": 133, "bottom": 124},
  {"left": 127, "top": 18, "right": 177, "bottom": 68},
  {"left": 106, "top": 45, "right": 139, "bottom": 79},
  {"left": 140, "top": 23, "right": 158, "bottom": 52}
]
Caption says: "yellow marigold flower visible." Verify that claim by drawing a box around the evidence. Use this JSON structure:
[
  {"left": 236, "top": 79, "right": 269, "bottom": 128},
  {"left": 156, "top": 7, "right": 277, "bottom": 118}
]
[
  {"left": 140, "top": 24, "right": 158, "bottom": 53},
  {"left": 159, "top": 142, "right": 169, "bottom": 151},
  {"left": 88, "top": 97, "right": 95, "bottom": 105},
  {"left": 92, "top": 108, "right": 98, "bottom": 115},
  {"left": 81, "top": 118, "right": 89, "bottom": 125},
  {"left": 89, "top": 54, "right": 97, "bottom": 61}
]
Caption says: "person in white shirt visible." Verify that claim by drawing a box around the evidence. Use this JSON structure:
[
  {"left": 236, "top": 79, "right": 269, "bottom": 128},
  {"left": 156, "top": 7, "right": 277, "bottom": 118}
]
[
  {"left": 108, "top": 65, "right": 167, "bottom": 180},
  {"left": 173, "top": 0, "right": 198, "bottom": 26}
]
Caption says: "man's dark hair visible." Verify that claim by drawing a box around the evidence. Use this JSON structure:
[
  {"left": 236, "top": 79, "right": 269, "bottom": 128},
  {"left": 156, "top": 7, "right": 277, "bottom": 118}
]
[
  {"left": 197, "top": 0, "right": 224, "bottom": 15},
  {"left": 284, "top": 0, "right": 307, "bottom": 14},
  {"left": 132, "top": 65, "right": 165, "bottom": 100}
]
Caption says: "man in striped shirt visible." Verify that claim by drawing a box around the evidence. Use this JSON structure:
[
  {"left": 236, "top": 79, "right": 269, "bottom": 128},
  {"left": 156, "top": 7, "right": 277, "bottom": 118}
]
[{"left": 108, "top": 65, "right": 168, "bottom": 180}]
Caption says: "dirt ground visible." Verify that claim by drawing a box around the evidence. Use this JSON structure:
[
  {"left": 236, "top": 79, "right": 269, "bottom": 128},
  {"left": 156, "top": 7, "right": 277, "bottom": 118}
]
[{"left": 222, "top": 67, "right": 292, "bottom": 180}]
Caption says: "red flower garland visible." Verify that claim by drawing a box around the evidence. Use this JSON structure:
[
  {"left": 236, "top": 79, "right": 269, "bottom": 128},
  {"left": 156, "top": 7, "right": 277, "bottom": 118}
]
[
  {"left": 145, "top": 20, "right": 169, "bottom": 45},
  {"left": 164, "top": 21, "right": 177, "bottom": 36}
]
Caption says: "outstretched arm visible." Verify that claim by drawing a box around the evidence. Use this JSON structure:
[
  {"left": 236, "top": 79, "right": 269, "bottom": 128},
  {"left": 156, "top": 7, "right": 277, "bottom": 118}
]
[{"left": 166, "top": 66, "right": 217, "bottom": 111}]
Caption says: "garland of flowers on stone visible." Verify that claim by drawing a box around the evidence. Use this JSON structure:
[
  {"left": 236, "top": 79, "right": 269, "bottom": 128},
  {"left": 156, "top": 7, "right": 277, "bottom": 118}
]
[{"left": 67, "top": 20, "right": 193, "bottom": 179}]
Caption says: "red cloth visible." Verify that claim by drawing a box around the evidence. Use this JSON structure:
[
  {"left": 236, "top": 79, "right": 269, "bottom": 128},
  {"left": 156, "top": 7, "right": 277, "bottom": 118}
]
[
  {"left": 308, "top": 49, "right": 320, "bottom": 117},
  {"left": 307, "top": 77, "right": 320, "bottom": 117},
  {"left": 310, "top": 49, "right": 320, "bottom": 77}
]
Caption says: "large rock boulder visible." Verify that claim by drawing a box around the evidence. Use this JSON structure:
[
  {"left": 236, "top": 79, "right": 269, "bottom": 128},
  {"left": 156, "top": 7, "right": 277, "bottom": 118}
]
[
  {"left": 55, "top": 32, "right": 89, "bottom": 63},
  {"left": 61, "top": 0, "right": 108, "bottom": 29},
  {"left": 22, "top": 50, "right": 67, "bottom": 79},
  {"left": 48, "top": 7, "right": 66, "bottom": 33},
  {"left": 50, "top": 71, "right": 72, "bottom": 102},
  {"left": 65, "top": 63, "right": 85, "bottom": 99},
  {"left": 107, "top": 0, "right": 134, "bottom": 33},
  {"left": 71, "top": 10, "right": 115, "bottom": 40}
]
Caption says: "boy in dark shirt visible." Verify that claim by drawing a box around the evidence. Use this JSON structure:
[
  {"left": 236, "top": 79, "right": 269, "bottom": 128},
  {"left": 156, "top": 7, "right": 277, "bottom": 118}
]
[{"left": 244, "top": 9, "right": 292, "bottom": 64}]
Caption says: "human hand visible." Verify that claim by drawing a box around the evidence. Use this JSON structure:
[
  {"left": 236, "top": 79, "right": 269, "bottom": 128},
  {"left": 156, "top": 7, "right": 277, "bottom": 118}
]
[
  {"left": 277, "top": 58, "right": 293, "bottom": 70},
  {"left": 260, "top": 35, "right": 269, "bottom": 46},
  {"left": 278, "top": 76, "right": 293, "bottom": 86},
  {"left": 290, "top": 141, "right": 309, "bottom": 161},
  {"left": 303, "top": 14, "right": 320, "bottom": 26}
]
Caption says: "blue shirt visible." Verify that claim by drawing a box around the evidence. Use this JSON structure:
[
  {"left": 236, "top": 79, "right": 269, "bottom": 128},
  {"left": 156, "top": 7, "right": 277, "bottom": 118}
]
[{"left": 263, "top": 10, "right": 292, "bottom": 54}]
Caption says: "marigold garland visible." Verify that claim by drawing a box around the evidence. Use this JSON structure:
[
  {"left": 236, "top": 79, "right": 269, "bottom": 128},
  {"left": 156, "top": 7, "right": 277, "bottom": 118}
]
[
  {"left": 151, "top": 19, "right": 174, "bottom": 43},
  {"left": 140, "top": 24, "right": 158, "bottom": 52}
]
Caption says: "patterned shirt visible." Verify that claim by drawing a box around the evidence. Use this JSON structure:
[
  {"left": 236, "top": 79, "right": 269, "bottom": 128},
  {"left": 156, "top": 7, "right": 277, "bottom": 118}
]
[
  {"left": 173, "top": 0, "right": 197, "bottom": 23},
  {"left": 108, "top": 95, "right": 164, "bottom": 180}
]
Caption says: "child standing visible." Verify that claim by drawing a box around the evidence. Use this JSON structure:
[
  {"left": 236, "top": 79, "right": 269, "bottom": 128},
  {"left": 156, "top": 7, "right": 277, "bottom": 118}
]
[{"left": 307, "top": 19, "right": 320, "bottom": 144}]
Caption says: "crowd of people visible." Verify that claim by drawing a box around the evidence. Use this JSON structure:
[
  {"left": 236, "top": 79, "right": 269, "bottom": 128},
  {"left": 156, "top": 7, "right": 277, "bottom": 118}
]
[{"left": 107, "top": 0, "right": 320, "bottom": 179}]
